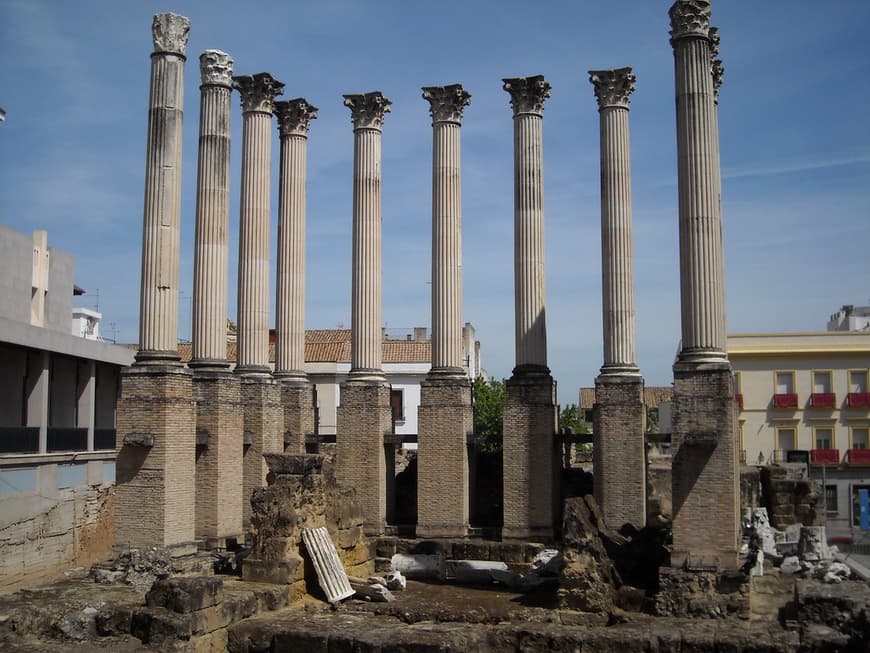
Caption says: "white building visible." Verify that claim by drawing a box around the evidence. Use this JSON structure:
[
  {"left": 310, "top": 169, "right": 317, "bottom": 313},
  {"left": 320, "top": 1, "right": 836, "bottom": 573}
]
[{"left": 828, "top": 304, "right": 870, "bottom": 332}]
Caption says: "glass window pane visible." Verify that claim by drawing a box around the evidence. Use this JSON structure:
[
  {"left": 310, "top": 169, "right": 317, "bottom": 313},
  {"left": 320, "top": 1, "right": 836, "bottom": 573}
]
[
  {"left": 813, "top": 372, "right": 831, "bottom": 393},
  {"left": 776, "top": 373, "right": 793, "bottom": 394}
]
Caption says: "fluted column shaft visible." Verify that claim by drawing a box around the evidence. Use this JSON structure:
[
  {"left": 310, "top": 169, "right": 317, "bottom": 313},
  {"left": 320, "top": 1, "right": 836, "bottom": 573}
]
[
  {"left": 504, "top": 76, "right": 551, "bottom": 373},
  {"left": 672, "top": 10, "right": 728, "bottom": 364},
  {"left": 191, "top": 51, "right": 233, "bottom": 368},
  {"left": 233, "top": 74, "right": 284, "bottom": 374},
  {"left": 423, "top": 85, "right": 470, "bottom": 375},
  {"left": 344, "top": 92, "right": 391, "bottom": 380},
  {"left": 137, "top": 14, "right": 189, "bottom": 361},
  {"left": 590, "top": 68, "right": 639, "bottom": 375},
  {"left": 275, "top": 100, "right": 317, "bottom": 377}
]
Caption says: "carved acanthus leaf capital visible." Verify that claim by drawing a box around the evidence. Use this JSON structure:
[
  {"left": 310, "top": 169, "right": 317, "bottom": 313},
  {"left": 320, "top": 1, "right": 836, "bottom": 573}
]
[
  {"left": 709, "top": 26, "right": 724, "bottom": 103},
  {"left": 232, "top": 73, "right": 285, "bottom": 114},
  {"left": 200, "top": 50, "right": 233, "bottom": 87},
  {"left": 275, "top": 98, "right": 319, "bottom": 137},
  {"left": 343, "top": 92, "right": 392, "bottom": 131},
  {"left": 502, "top": 75, "right": 551, "bottom": 116},
  {"left": 421, "top": 84, "right": 471, "bottom": 124},
  {"left": 668, "top": 0, "right": 711, "bottom": 42},
  {"left": 589, "top": 67, "right": 636, "bottom": 110},
  {"left": 152, "top": 13, "right": 190, "bottom": 56}
]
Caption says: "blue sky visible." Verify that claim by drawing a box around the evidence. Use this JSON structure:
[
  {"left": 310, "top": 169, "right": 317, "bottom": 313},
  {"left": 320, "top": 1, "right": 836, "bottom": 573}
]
[{"left": 2, "top": 1, "right": 868, "bottom": 398}]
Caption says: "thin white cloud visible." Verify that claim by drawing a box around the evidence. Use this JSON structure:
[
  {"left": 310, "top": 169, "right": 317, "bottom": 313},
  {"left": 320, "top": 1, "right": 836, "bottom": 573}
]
[{"left": 723, "top": 155, "right": 870, "bottom": 180}]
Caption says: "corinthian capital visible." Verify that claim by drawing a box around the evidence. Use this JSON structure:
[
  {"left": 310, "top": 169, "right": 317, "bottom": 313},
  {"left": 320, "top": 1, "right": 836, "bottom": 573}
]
[
  {"left": 502, "top": 75, "right": 551, "bottom": 117},
  {"left": 343, "top": 92, "right": 392, "bottom": 131},
  {"left": 200, "top": 50, "right": 233, "bottom": 87},
  {"left": 709, "top": 26, "right": 724, "bottom": 102},
  {"left": 152, "top": 13, "right": 190, "bottom": 56},
  {"left": 233, "top": 73, "right": 285, "bottom": 114},
  {"left": 421, "top": 84, "right": 471, "bottom": 124},
  {"left": 668, "top": 0, "right": 711, "bottom": 42},
  {"left": 275, "top": 98, "right": 319, "bottom": 137},
  {"left": 589, "top": 67, "right": 636, "bottom": 110}
]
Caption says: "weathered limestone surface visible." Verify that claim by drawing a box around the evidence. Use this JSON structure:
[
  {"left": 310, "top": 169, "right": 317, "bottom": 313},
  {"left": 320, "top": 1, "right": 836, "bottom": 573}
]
[
  {"left": 668, "top": 0, "right": 740, "bottom": 570},
  {"left": 193, "top": 372, "right": 243, "bottom": 546},
  {"left": 232, "top": 72, "right": 284, "bottom": 374},
  {"left": 240, "top": 377, "right": 282, "bottom": 527},
  {"left": 137, "top": 13, "right": 189, "bottom": 362},
  {"left": 115, "top": 366, "right": 195, "bottom": 548},
  {"left": 274, "top": 98, "right": 318, "bottom": 454},
  {"left": 417, "top": 84, "right": 473, "bottom": 539},
  {"left": 191, "top": 49, "right": 233, "bottom": 369},
  {"left": 244, "top": 453, "right": 373, "bottom": 596},
  {"left": 336, "top": 382, "right": 392, "bottom": 535},
  {"left": 501, "top": 76, "right": 558, "bottom": 540}
]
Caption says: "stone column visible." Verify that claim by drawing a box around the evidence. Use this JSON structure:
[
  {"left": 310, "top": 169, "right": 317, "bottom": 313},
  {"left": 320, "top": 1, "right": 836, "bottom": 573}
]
[
  {"left": 669, "top": 0, "right": 739, "bottom": 570},
  {"left": 501, "top": 76, "right": 558, "bottom": 540},
  {"left": 588, "top": 68, "right": 646, "bottom": 530},
  {"left": 136, "top": 13, "right": 188, "bottom": 363},
  {"left": 417, "top": 84, "right": 473, "bottom": 538},
  {"left": 233, "top": 72, "right": 285, "bottom": 526},
  {"left": 190, "top": 50, "right": 243, "bottom": 547},
  {"left": 274, "top": 98, "right": 318, "bottom": 454},
  {"left": 115, "top": 13, "right": 196, "bottom": 552},
  {"left": 336, "top": 92, "right": 394, "bottom": 535}
]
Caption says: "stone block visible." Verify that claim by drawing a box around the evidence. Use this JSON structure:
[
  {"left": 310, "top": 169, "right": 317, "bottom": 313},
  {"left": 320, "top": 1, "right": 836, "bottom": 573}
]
[
  {"left": 376, "top": 537, "right": 397, "bottom": 559},
  {"left": 263, "top": 453, "right": 325, "bottom": 477},
  {"left": 242, "top": 558, "right": 300, "bottom": 585},
  {"left": 130, "top": 607, "right": 192, "bottom": 644},
  {"left": 145, "top": 577, "right": 224, "bottom": 613}
]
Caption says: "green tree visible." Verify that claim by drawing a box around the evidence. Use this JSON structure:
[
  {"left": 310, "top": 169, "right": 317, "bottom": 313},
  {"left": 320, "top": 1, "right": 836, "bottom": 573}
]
[
  {"left": 472, "top": 376, "right": 506, "bottom": 451},
  {"left": 559, "top": 403, "right": 589, "bottom": 434},
  {"left": 646, "top": 406, "right": 660, "bottom": 433}
]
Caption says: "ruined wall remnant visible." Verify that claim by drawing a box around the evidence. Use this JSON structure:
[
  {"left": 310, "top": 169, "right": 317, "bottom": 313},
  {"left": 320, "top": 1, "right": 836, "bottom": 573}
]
[
  {"left": 761, "top": 464, "right": 822, "bottom": 530},
  {"left": 243, "top": 453, "right": 374, "bottom": 598}
]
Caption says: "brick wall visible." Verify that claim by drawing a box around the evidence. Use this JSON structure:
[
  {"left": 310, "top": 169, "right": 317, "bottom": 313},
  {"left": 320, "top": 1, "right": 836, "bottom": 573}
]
[
  {"left": 416, "top": 378, "right": 473, "bottom": 538},
  {"left": 240, "top": 377, "right": 282, "bottom": 528},
  {"left": 280, "top": 382, "right": 315, "bottom": 455},
  {"left": 593, "top": 375, "right": 646, "bottom": 529}
]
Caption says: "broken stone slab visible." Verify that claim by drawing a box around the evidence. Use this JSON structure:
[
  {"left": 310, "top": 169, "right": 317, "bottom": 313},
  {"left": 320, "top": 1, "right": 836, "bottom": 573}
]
[
  {"left": 301, "top": 527, "right": 355, "bottom": 603},
  {"left": 145, "top": 577, "right": 224, "bottom": 613},
  {"left": 450, "top": 560, "right": 509, "bottom": 584},
  {"left": 780, "top": 556, "right": 802, "bottom": 576},
  {"left": 385, "top": 570, "right": 406, "bottom": 591},
  {"left": 349, "top": 580, "right": 394, "bottom": 602},
  {"left": 489, "top": 568, "right": 549, "bottom": 591},
  {"left": 531, "top": 548, "right": 564, "bottom": 576},
  {"left": 822, "top": 562, "right": 851, "bottom": 584},
  {"left": 390, "top": 553, "right": 446, "bottom": 581}
]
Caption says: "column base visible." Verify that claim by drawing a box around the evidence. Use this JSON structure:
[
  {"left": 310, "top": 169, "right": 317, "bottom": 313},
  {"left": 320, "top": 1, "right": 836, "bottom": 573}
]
[
  {"left": 671, "top": 365, "right": 740, "bottom": 571},
  {"left": 193, "top": 371, "right": 244, "bottom": 546},
  {"left": 278, "top": 378, "right": 316, "bottom": 454},
  {"left": 115, "top": 363, "right": 195, "bottom": 548},
  {"left": 592, "top": 374, "right": 646, "bottom": 530},
  {"left": 336, "top": 380, "right": 392, "bottom": 536},
  {"left": 240, "top": 376, "right": 283, "bottom": 528},
  {"left": 416, "top": 376, "right": 472, "bottom": 539},
  {"left": 502, "top": 370, "right": 558, "bottom": 541}
]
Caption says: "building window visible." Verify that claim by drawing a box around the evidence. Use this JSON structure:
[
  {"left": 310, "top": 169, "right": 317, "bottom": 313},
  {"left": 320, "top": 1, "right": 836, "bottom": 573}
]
[
  {"left": 813, "top": 371, "right": 832, "bottom": 394},
  {"left": 734, "top": 372, "right": 743, "bottom": 409},
  {"left": 814, "top": 426, "right": 834, "bottom": 450},
  {"left": 852, "top": 427, "right": 869, "bottom": 449},
  {"left": 390, "top": 389, "right": 404, "bottom": 423},
  {"left": 776, "top": 427, "right": 796, "bottom": 457},
  {"left": 775, "top": 371, "right": 795, "bottom": 394},
  {"left": 849, "top": 370, "right": 869, "bottom": 393},
  {"left": 825, "top": 485, "right": 838, "bottom": 514}
]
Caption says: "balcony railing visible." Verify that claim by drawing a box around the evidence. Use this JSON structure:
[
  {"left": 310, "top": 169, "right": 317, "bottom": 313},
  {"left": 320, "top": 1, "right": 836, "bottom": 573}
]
[
  {"left": 810, "top": 393, "right": 836, "bottom": 409},
  {"left": 845, "top": 449, "right": 870, "bottom": 465},
  {"left": 735, "top": 394, "right": 744, "bottom": 410},
  {"left": 847, "top": 392, "right": 870, "bottom": 408},
  {"left": 773, "top": 393, "right": 798, "bottom": 409},
  {"left": 739, "top": 449, "right": 747, "bottom": 463},
  {"left": 772, "top": 449, "right": 785, "bottom": 463},
  {"left": 810, "top": 448, "right": 840, "bottom": 465}
]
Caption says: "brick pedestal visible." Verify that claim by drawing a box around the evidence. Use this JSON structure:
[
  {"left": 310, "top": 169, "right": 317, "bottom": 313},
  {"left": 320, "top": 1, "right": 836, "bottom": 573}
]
[
  {"left": 502, "top": 371, "right": 558, "bottom": 540},
  {"left": 115, "top": 365, "right": 196, "bottom": 550},
  {"left": 193, "top": 371, "right": 243, "bottom": 547},
  {"left": 241, "top": 377, "right": 282, "bottom": 527},
  {"left": 279, "top": 380, "right": 315, "bottom": 455},
  {"left": 336, "top": 381, "right": 392, "bottom": 536},
  {"left": 670, "top": 365, "right": 739, "bottom": 570},
  {"left": 416, "top": 377, "right": 473, "bottom": 538},
  {"left": 593, "top": 375, "right": 646, "bottom": 530}
]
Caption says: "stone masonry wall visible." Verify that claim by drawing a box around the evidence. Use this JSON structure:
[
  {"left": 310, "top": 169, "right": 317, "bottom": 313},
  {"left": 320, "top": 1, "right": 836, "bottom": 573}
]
[
  {"left": 336, "top": 382, "right": 392, "bottom": 535},
  {"left": 593, "top": 376, "right": 646, "bottom": 530},
  {"left": 244, "top": 453, "right": 373, "bottom": 598},
  {"left": 417, "top": 378, "right": 473, "bottom": 538},
  {"left": 671, "top": 367, "right": 740, "bottom": 570},
  {"left": 115, "top": 366, "right": 195, "bottom": 548},
  {"left": 502, "top": 374, "right": 558, "bottom": 540},
  {"left": 194, "top": 373, "right": 244, "bottom": 546}
]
